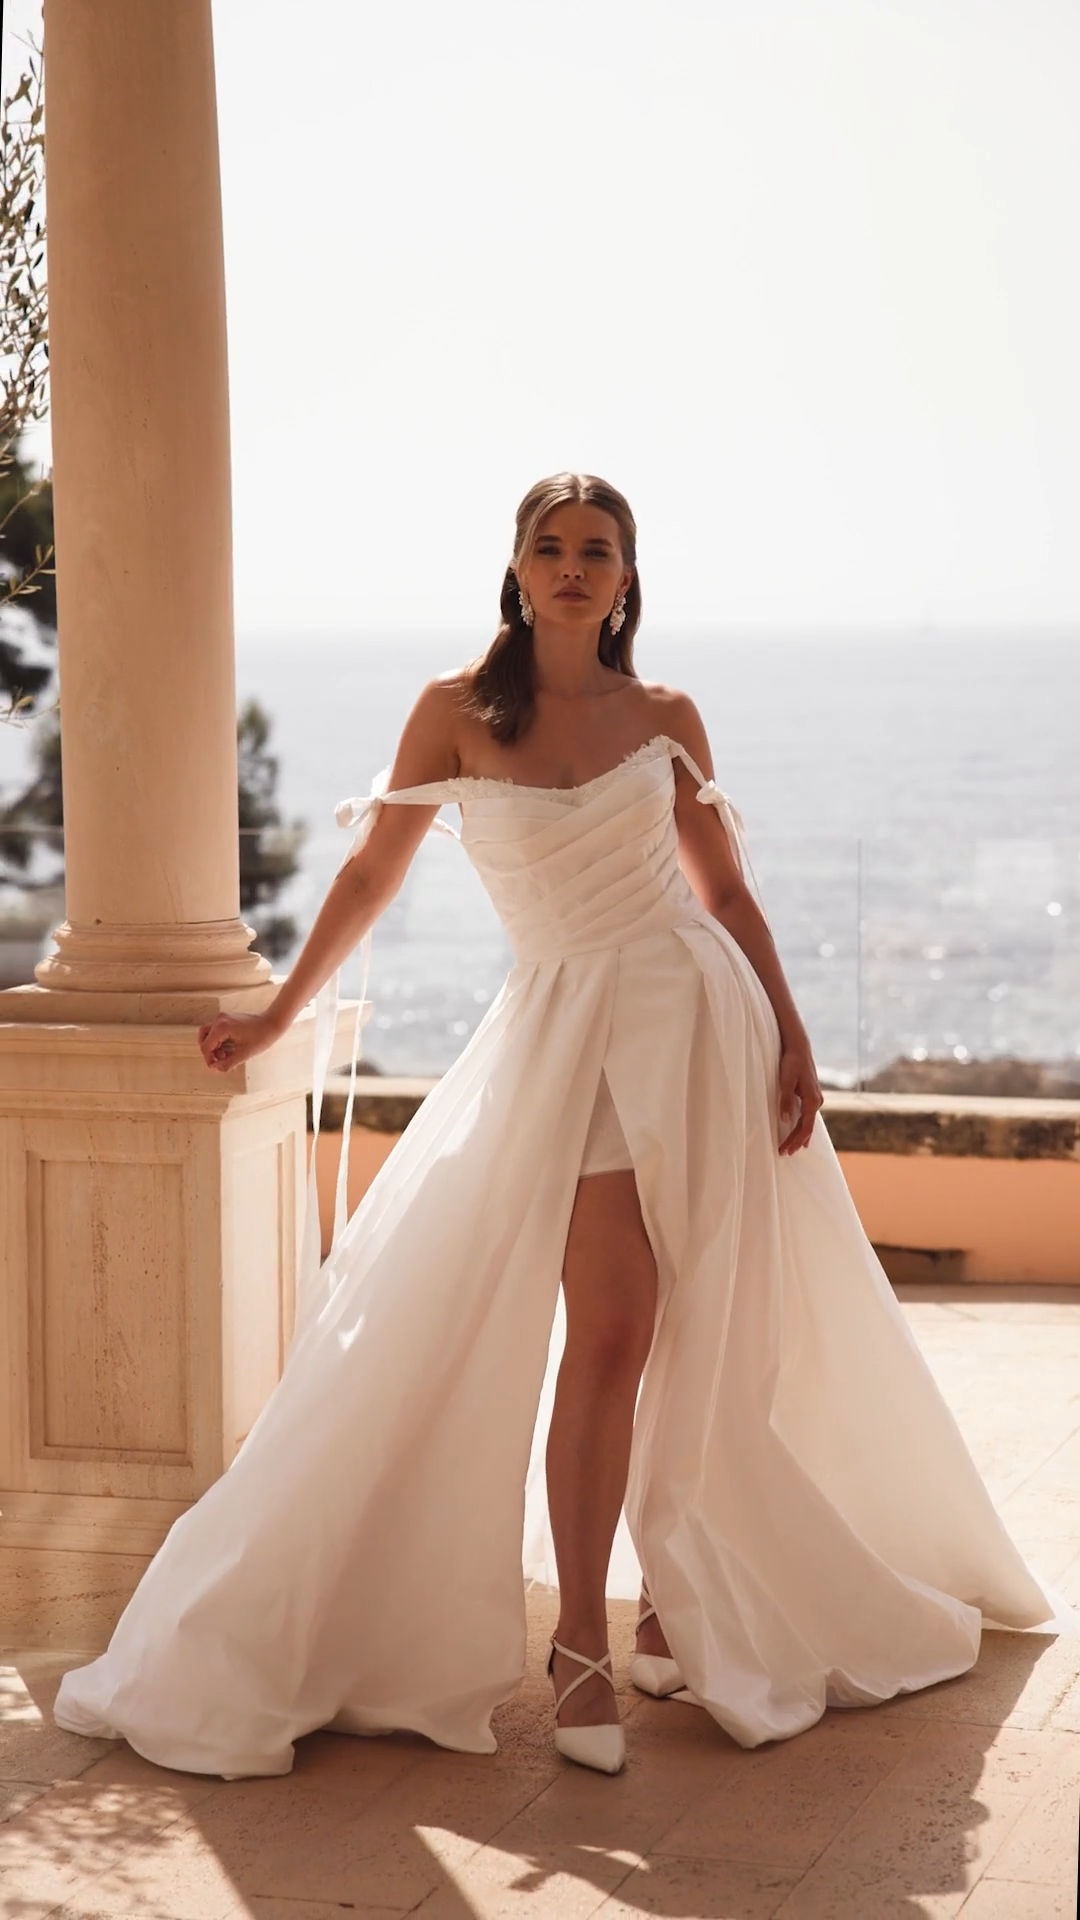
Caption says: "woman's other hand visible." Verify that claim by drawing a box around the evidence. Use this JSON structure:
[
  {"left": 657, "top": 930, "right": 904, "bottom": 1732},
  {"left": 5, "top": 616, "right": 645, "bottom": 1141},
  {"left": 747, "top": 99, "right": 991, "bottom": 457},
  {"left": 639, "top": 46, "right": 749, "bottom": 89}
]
[
  {"left": 197, "top": 1009, "right": 283, "bottom": 1073},
  {"left": 777, "top": 1044, "right": 824, "bottom": 1154}
]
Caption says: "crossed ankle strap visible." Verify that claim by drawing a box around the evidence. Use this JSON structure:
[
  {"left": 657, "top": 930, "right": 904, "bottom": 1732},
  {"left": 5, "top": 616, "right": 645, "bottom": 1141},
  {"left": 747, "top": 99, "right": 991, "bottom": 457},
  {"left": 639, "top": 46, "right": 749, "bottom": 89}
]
[
  {"left": 637, "top": 1580, "right": 656, "bottom": 1633},
  {"left": 548, "top": 1637, "right": 616, "bottom": 1716}
]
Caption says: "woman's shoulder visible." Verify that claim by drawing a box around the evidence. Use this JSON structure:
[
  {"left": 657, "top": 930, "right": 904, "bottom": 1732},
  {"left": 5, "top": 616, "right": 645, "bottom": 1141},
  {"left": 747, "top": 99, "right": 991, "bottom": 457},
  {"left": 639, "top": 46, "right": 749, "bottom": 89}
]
[
  {"left": 633, "top": 682, "right": 713, "bottom": 772},
  {"left": 634, "top": 679, "right": 706, "bottom": 733},
  {"left": 393, "top": 668, "right": 491, "bottom": 783}
]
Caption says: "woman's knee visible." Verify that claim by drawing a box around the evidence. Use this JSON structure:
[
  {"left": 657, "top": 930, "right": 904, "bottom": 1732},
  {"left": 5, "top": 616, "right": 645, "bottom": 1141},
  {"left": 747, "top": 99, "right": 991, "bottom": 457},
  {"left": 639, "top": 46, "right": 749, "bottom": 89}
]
[
  {"left": 561, "top": 1285, "right": 655, "bottom": 1386},
  {"left": 560, "top": 1173, "right": 658, "bottom": 1385}
]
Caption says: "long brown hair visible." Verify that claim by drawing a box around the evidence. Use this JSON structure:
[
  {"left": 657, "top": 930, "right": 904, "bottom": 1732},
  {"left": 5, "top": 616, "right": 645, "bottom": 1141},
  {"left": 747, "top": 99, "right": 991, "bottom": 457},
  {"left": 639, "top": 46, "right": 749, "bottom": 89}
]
[{"left": 464, "top": 473, "right": 641, "bottom": 744}]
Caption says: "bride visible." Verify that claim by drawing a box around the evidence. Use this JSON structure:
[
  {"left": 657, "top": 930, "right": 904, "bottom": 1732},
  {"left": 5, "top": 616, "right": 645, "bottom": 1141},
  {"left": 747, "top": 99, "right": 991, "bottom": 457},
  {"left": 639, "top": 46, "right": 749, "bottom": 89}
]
[{"left": 55, "top": 472, "right": 1060, "bottom": 1779}]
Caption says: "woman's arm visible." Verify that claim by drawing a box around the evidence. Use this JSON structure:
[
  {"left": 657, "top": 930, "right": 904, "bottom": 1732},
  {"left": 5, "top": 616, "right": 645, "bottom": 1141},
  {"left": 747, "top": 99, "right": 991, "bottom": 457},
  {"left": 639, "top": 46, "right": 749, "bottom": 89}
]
[
  {"left": 664, "top": 692, "right": 824, "bottom": 1155},
  {"left": 198, "top": 681, "right": 462, "bottom": 1072}
]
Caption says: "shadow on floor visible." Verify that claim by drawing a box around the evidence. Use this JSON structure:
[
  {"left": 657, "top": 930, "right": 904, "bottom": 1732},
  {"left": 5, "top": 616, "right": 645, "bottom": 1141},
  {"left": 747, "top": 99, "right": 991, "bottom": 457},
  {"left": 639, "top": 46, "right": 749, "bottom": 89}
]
[{"left": 1, "top": 1609, "right": 1069, "bottom": 1919}]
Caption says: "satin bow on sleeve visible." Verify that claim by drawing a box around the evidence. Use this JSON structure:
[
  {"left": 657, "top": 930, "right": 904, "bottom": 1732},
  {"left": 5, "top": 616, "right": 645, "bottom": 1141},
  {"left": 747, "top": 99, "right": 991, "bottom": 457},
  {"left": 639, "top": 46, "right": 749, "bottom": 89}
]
[
  {"left": 694, "top": 779, "right": 747, "bottom": 863},
  {"left": 335, "top": 770, "right": 459, "bottom": 855},
  {"left": 670, "top": 750, "right": 766, "bottom": 922},
  {"left": 334, "top": 768, "right": 391, "bottom": 856}
]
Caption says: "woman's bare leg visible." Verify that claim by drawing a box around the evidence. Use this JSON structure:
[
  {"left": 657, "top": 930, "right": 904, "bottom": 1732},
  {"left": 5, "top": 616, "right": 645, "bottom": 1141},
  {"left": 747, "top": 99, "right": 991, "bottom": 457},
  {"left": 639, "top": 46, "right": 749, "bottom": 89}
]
[{"left": 546, "top": 1168, "right": 660, "bottom": 1729}]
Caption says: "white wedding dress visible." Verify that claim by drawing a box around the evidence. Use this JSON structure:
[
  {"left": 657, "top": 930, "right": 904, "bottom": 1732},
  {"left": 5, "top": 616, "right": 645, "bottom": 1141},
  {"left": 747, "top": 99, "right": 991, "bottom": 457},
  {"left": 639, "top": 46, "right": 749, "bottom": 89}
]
[{"left": 55, "top": 735, "right": 1068, "bottom": 1777}]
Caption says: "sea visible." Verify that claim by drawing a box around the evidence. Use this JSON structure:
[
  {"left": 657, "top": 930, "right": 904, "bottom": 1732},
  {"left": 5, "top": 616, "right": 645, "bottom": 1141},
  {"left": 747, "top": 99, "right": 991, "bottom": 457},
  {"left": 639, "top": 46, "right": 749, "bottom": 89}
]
[
  {"left": 230, "top": 630, "right": 1079, "bottom": 1086},
  {"left": 1, "top": 629, "right": 1076, "bottom": 1084}
]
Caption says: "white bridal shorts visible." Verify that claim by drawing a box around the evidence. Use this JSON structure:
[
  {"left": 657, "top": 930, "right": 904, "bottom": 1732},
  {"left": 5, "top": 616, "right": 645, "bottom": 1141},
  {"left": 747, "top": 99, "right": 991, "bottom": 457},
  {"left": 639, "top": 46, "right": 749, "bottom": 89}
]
[{"left": 578, "top": 1070, "right": 634, "bottom": 1178}]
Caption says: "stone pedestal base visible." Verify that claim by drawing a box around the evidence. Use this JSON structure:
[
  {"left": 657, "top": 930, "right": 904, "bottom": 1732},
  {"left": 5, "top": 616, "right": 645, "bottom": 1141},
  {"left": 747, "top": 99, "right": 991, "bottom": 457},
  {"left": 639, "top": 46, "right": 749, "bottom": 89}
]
[{"left": 0, "top": 1004, "right": 357, "bottom": 1646}]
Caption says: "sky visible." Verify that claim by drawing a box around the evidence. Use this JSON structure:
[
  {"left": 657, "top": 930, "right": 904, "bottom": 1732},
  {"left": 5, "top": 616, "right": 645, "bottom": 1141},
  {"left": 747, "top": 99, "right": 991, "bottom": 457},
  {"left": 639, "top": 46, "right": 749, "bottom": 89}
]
[{"left": 4, "top": 0, "right": 1080, "bottom": 634}]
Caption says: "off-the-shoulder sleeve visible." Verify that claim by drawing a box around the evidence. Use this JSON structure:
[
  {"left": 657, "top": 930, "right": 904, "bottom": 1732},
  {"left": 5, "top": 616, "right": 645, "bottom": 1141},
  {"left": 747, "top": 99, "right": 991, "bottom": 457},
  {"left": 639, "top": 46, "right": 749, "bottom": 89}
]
[{"left": 334, "top": 767, "right": 461, "bottom": 860}]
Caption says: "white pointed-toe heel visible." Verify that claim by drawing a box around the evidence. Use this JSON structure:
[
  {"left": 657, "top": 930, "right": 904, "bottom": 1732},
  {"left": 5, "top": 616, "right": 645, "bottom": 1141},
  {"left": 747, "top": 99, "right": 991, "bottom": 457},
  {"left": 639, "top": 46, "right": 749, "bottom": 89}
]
[
  {"left": 547, "top": 1636, "right": 626, "bottom": 1775},
  {"left": 630, "top": 1586, "right": 685, "bottom": 1699}
]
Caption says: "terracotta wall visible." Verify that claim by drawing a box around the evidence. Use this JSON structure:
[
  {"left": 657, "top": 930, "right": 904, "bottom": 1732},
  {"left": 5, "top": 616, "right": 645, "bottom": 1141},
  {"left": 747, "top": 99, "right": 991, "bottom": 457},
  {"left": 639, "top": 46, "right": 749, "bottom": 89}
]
[
  {"left": 310, "top": 1128, "right": 400, "bottom": 1257},
  {"left": 837, "top": 1153, "right": 1080, "bottom": 1285}
]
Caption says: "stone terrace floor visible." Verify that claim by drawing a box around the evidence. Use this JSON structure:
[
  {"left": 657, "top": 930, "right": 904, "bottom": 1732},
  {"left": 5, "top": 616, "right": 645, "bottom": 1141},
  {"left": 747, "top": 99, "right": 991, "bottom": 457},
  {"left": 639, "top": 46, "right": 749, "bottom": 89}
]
[{"left": 3, "top": 1284, "right": 1079, "bottom": 1920}]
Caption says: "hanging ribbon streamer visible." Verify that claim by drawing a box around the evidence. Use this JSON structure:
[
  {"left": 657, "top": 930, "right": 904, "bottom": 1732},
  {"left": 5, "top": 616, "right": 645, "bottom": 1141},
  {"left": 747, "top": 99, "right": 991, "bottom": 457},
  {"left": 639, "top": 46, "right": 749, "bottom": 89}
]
[
  {"left": 293, "top": 781, "right": 386, "bottom": 1340},
  {"left": 293, "top": 771, "right": 459, "bottom": 1343},
  {"left": 669, "top": 742, "right": 771, "bottom": 929}
]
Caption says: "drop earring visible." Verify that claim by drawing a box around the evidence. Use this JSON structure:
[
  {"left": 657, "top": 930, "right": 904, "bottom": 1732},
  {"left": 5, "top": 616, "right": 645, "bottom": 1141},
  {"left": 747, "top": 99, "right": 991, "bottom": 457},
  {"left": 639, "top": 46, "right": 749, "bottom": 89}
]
[
  {"left": 518, "top": 588, "right": 534, "bottom": 628},
  {"left": 609, "top": 593, "right": 626, "bottom": 637}
]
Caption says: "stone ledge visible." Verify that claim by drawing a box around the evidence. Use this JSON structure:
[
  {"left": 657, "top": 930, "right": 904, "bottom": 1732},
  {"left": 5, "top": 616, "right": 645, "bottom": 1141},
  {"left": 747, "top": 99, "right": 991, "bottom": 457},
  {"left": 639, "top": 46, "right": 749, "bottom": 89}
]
[
  {"left": 824, "top": 1092, "right": 1080, "bottom": 1161},
  {"left": 312, "top": 1078, "right": 1080, "bottom": 1162}
]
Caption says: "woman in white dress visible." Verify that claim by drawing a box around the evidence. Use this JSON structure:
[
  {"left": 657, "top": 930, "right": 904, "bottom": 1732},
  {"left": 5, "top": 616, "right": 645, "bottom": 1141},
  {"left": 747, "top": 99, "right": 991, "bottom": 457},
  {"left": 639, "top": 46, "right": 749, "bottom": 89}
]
[{"left": 54, "top": 472, "right": 1060, "bottom": 1779}]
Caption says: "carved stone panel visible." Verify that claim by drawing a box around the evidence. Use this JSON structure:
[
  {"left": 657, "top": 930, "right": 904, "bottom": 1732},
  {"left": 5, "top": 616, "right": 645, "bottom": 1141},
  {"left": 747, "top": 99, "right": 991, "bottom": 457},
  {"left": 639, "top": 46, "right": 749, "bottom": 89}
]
[{"left": 26, "top": 1148, "right": 190, "bottom": 1464}]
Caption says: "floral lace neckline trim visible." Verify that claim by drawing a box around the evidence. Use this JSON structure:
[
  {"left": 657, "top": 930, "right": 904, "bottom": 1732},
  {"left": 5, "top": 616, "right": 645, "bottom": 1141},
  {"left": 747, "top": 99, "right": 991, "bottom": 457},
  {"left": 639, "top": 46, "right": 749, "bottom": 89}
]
[{"left": 451, "top": 734, "right": 671, "bottom": 801}]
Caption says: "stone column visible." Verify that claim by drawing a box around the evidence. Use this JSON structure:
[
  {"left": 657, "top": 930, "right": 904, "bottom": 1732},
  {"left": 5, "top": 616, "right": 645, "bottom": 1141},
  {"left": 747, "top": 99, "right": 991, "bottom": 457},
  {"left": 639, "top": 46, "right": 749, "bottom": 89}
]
[
  {"left": 22, "top": 0, "right": 269, "bottom": 1013},
  {"left": 0, "top": 0, "right": 355, "bottom": 1644}
]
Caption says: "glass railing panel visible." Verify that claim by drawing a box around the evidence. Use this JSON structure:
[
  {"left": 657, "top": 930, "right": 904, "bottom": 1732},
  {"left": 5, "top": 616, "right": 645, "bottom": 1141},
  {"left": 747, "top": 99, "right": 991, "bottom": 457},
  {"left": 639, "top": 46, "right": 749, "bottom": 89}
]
[
  {"left": 745, "top": 834, "right": 861, "bottom": 1089},
  {"left": 857, "top": 834, "right": 1079, "bottom": 1090}
]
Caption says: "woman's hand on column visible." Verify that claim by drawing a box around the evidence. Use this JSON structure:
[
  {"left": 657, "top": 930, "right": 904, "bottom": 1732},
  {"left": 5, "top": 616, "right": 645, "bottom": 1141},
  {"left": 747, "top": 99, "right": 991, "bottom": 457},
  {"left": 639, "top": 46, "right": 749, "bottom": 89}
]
[
  {"left": 777, "top": 1044, "right": 824, "bottom": 1154},
  {"left": 197, "top": 1008, "right": 285, "bottom": 1073}
]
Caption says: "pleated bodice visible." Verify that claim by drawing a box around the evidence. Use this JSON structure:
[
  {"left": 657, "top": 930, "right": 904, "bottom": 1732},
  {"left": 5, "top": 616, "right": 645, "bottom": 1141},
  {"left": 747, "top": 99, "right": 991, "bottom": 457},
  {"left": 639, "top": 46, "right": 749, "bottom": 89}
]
[
  {"left": 457, "top": 754, "right": 703, "bottom": 963},
  {"left": 337, "top": 734, "right": 747, "bottom": 966}
]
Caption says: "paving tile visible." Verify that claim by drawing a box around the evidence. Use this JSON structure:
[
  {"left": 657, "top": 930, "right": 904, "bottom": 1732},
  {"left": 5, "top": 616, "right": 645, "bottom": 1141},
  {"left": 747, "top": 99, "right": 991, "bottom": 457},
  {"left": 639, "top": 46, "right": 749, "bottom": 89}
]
[
  {"left": 594, "top": 1852, "right": 803, "bottom": 1916},
  {"left": 1003, "top": 1494, "right": 1080, "bottom": 1544},
  {"left": 879, "top": 1626, "right": 1080, "bottom": 1732},
  {"left": 490, "top": 1711, "right": 740, "bottom": 1865},
  {"left": 893, "top": 1287, "right": 1080, "bottom": 1323},
  {"left": 1055, "top": 1546, "right": 1080, "bottom": 1611},
  {"left": 1047, "top": 1670, "right": 1080, "bottom": 1736},
  {"left": 617, "top": 1692, "right": 743, "bottom": 1772},
  {"left": 0, "top": 1776, "right": 190, "bottom": 1911},
  {"left": 77, "top": 1743, "right": 224, "bottom": 1808},
  {"left": 1021, "top": 1424, "right": 1080, "bottom": 1481},
  {"left": 0, "top": 1658, "right": 116, "bottom": 1784},
  {"left": 408, "top": 1831, "right": 630, "bottom": 1918},
  {"left": 901, "top": 1309, "right": 1080, "bottom": 1346},
  {"left": 282, "top": 1726, "right": 432, "bottom": 1788},
  {"left": 425, "top": 1728, "right": 739, "bottom": 1920},
  {"left": 892, "top": 1721, "right": 1077, "bottom": 1798},
  {"left": 0, "top": 1779, "right": 50, "bottom": 1823},
  {"left": 1046, "top": 1735, "right": 1080, "bottom": 1792},
  {"left": 957, "top": 1881, "right": 1079, "bottom": 1917},
  {"left": 224, "top": 1901, "right": 409, "bottom": 1920},
  {"left": 770, "top": 1784, "right": 1029, "bottom": 1917},
  {"left": 997, "top": 1536, "right": 1080, "bottom": 1589},
  {"left": 651, "top": 1709, "right": 920, "bottom": 1870},
  {"left": 59, "top": 1833, "right": 239, "bottom": 1920},
  {"left": 127, "top": 1756, "right": 554, "bottom": 1914},
  {"left": 976, "top": 1778, "right": 1080, "bottom": 1888}
]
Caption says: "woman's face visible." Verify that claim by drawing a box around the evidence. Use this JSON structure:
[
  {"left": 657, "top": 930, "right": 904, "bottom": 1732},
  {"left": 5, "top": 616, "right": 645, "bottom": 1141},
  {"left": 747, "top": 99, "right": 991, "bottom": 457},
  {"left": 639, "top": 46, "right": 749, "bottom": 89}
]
[{"left": 517, "top": 502, "right": 633, "bottom": 630}]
